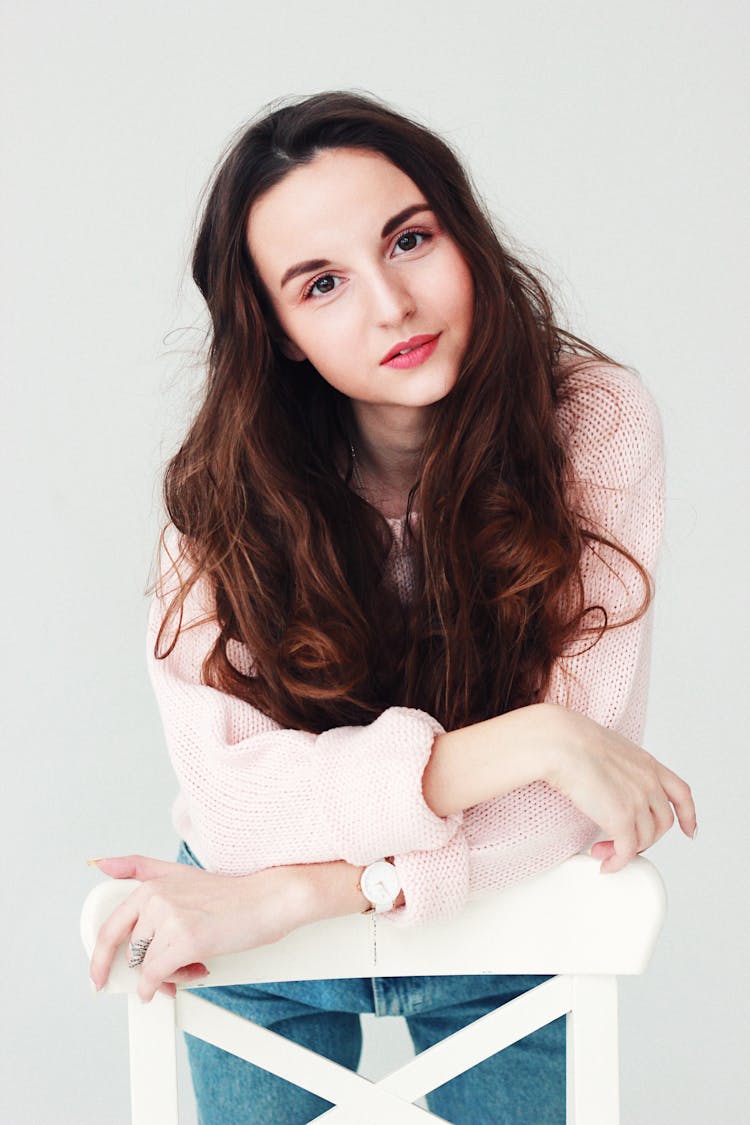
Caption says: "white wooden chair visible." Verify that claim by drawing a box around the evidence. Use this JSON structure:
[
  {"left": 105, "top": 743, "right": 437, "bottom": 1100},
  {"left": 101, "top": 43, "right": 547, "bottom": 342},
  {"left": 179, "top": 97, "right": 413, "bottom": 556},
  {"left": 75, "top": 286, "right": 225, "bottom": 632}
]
[{"left": 81, "top": 853, "right": 666, "bottom": 1124}]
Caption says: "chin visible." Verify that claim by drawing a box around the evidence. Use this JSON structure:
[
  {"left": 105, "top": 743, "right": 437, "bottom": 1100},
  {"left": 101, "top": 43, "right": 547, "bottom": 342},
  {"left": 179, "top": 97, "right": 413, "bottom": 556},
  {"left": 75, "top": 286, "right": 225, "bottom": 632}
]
[{"left": 413, "top": 371, "right": 458, "bottom": 404}]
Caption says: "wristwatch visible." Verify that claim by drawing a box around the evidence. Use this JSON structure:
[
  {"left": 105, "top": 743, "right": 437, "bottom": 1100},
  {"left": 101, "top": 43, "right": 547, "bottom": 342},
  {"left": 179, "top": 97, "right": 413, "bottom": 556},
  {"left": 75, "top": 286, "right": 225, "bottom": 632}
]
[{"left": 357, "top": 858, "right": 402, "bottom": 914}]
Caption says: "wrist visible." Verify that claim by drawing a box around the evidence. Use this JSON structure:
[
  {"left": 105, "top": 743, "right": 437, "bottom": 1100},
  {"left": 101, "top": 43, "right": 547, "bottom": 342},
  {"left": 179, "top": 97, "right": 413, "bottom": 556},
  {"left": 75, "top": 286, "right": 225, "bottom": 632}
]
[
  {"left": 534, "top": 703, "right": 583, "bottom": 789},
  {"left": 250, "top": 866, "right": 322, "bottom": 932},
  {"left": 294, "top": 860, "right": 371, "bottom": 922},
  {"left": 294, "top": 859, "right": 406, "bottom": 921}
]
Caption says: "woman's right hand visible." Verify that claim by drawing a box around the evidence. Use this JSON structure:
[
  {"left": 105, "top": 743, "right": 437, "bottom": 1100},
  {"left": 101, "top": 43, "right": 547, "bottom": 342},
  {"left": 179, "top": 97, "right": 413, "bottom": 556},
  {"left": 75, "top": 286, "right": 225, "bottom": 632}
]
[{"left": 538, "top": 703, "right": 697, "bottom": 873}]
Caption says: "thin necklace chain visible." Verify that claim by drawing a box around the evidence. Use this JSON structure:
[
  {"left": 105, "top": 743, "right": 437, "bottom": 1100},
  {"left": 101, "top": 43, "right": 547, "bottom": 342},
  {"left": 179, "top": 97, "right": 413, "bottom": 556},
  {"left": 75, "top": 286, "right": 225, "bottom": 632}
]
[
  {"left": 350, "top": 441, "right": 416, "bottom": 524},
  {"left": 349, "top": 442, "right": 366, "bottom": 492},
  {"left": 349, "top": 442, "right": 414, "bottom": 524}
]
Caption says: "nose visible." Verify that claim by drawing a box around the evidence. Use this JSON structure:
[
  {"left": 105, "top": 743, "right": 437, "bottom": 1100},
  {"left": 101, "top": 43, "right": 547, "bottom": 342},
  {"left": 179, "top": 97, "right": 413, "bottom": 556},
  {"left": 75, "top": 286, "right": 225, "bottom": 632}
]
[{"left": 369, "top": 267, "right": 416, "bottom": 327}]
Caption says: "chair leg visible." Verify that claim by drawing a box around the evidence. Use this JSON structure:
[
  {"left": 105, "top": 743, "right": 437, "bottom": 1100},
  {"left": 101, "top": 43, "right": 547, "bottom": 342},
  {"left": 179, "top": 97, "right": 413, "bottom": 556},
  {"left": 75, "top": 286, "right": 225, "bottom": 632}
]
[
  {"left": 566, "top": 975, "right": 619, "bottom": 1125},
  {"left": 127, "top": 992, "right": 179, "bottom": 1125}
]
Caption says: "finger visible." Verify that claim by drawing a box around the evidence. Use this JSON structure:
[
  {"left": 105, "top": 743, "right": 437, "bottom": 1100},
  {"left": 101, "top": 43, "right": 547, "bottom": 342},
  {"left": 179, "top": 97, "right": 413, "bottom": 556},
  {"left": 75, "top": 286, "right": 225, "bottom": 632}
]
[
  {"left": 137, "top": 939, "right": 198, "bottom": 1003},
  {"left": 600, "top": 851, "right": 631, "bottom": 874},
  {"left": 602, "top": 823, "right": 638, "bottom": 874},
  {"left": 649, "top": 796, "right": 675, "bottom": 845},
  {"left": 91, "top": 855, "right": 182, "bottom": 881},
  {"left": 140, "top": 962, "right": 210, "bottom": 1003},
  {"left": 657, "top": 766, "right": 696, "bottom": 838},
  {"left": 600, "top": 853, "right": 628, "bottom": 874},
  {"left": 167, "top": 963, "right": 211, "bottom": 984},
  {"left": 89, "top": 887, "right": 146, "bottom": 989},
  {"left": 634, "top": 807, "right": 657, "bottom": 855}
]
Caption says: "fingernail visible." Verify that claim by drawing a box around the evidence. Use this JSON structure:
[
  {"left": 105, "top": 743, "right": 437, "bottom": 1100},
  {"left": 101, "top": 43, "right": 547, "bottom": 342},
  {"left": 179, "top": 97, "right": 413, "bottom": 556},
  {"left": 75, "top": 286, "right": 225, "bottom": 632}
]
[
  {"left": 89, "top": 977, "right": 101, "bottom": 993},
  {"left": 691, "top": 824, "right": 699, "bottom": 840},
  {"left": 86, "top": 858, "right": 104, "bottom": 867}
]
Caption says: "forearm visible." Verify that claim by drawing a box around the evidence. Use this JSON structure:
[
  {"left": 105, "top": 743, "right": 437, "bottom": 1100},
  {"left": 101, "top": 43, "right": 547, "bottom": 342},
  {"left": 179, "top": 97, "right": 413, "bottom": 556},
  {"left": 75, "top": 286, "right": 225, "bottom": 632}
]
[{"left": 422, "top": 702, "right": 558, "bottom": 817}]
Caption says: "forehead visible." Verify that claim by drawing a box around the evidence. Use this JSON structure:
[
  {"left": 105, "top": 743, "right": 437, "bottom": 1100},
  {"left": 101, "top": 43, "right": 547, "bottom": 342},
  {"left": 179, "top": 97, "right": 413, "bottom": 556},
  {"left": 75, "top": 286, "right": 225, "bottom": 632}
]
[{"left": 246, "top": 148, "right": 425, "bottom": 287}]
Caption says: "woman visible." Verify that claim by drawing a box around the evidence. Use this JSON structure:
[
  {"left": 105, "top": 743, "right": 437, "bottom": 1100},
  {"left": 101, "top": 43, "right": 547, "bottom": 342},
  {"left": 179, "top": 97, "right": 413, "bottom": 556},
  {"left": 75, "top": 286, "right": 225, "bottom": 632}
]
[{"left": 89, "top": 91, "right": 696, "bottom": 1124}]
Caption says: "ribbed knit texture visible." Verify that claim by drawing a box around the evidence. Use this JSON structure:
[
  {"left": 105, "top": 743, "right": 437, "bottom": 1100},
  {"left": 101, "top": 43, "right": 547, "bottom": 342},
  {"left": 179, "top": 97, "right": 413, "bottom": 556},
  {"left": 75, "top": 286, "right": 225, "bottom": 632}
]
[{"left": 147, "top": 362, "right": 664, "bottom": 927}]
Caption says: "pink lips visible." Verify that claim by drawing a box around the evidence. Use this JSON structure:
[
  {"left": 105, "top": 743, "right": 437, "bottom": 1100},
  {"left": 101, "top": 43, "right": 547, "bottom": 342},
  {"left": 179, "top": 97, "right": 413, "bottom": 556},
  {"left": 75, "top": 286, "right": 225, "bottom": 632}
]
[{"left": 380, "top": 333, "right": 441, "bottom": 368}]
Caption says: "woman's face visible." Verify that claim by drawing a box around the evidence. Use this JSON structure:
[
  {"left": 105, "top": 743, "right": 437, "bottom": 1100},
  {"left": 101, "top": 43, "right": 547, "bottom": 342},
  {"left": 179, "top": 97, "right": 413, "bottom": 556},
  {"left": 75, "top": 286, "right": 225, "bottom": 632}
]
[{"left": 246, "top": 148, "right": 475, "bottom": 415}]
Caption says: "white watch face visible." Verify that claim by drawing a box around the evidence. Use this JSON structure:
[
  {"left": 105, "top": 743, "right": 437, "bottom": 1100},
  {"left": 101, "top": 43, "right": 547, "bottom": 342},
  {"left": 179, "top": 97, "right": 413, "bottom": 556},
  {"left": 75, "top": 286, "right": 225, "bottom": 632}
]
[{"left": 361, "top": 860, "right": 401, "bottom": 909}]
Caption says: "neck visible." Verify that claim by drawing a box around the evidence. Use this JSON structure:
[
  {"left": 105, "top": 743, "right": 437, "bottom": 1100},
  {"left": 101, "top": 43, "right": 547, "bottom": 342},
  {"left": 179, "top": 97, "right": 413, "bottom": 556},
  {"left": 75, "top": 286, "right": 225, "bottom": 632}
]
[{"left": 349, "top": 402, "right": 430, "bottom": 495}]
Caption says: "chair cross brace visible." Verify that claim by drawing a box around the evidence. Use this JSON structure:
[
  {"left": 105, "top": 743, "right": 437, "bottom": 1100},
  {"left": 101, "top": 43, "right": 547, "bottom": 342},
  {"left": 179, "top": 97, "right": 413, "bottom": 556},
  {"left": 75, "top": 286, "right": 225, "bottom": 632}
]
[{"left": 178, "top": 974, "right": 575, "bottom": 1122}]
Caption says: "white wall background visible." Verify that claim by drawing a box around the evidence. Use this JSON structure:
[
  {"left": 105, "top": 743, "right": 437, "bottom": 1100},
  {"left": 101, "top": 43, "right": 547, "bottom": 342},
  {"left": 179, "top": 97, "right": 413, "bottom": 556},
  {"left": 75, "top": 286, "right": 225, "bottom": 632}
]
[{"left": 2, "top": 1, "right": 747, "bottom": 1121}]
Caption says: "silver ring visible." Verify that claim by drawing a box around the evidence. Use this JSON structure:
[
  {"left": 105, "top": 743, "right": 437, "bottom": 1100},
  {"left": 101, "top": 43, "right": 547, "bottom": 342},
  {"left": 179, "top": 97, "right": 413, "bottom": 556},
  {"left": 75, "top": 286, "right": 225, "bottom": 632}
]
[{"left": 128, "top": 936, "right": 154, "bottom": 969}]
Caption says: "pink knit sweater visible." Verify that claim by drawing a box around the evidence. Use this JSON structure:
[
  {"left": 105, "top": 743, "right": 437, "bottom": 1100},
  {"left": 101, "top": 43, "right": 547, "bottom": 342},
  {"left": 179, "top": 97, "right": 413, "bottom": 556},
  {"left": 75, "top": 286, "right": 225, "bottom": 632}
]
[{"left": 147, "top": 362, "right": 664, "bottom": 927}]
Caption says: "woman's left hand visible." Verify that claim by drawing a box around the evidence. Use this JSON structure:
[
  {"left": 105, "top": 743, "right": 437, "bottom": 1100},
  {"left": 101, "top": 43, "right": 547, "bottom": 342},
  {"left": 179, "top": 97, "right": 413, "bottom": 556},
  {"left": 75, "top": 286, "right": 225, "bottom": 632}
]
[{"left": 88, "top": 855, "right": 316, "bottom": 1003}]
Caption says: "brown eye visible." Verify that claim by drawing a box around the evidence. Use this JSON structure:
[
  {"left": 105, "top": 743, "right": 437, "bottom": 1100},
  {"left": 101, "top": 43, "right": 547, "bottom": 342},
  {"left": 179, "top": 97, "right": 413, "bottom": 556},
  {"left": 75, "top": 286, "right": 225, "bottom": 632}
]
[
  {"left": 397, "top": 232, "right": 419, "bottom": 252},
  {"left": 305, "top": 274, "right": 340, "bottom": 299},
  {"left": 392, "top": 229, "right": 431, "bottom": 256}
]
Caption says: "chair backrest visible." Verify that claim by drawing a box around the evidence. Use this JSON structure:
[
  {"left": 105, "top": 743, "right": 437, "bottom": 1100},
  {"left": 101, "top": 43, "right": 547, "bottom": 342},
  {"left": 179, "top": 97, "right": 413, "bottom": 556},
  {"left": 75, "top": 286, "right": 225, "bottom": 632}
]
[{"left": 81, "top": 854, "right": 666, "bottom": 1124}]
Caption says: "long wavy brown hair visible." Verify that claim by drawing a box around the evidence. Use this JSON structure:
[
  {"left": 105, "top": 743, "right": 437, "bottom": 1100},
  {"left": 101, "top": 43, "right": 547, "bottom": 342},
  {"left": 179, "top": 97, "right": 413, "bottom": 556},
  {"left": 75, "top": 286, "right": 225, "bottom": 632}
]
[{"left": 154, "top": 90, "right": 651, "bottom": 735}]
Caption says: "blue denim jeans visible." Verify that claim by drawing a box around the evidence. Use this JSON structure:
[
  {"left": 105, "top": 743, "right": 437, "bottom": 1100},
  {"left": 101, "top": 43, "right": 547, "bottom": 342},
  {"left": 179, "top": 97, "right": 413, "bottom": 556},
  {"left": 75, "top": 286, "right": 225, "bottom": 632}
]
[{"left": 177, "top": 841, "right": 565, "bottom": 1124}]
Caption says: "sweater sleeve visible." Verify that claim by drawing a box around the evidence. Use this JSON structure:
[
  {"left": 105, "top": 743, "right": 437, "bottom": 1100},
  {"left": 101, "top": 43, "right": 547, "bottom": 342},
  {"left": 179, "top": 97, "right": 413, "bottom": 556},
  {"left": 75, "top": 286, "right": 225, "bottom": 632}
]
[
  {"left": 146, "top": 536, "right": 462, "bottom": 876},
  {"left": 384, "top": 363, "right": 665, "bottom": 926}
]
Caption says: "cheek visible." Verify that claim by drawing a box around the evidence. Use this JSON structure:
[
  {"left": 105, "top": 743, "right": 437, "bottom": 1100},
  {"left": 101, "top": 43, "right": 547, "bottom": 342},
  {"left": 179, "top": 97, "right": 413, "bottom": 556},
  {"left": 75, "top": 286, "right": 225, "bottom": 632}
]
[
  {"left": 293, "top": 319, "right": 361, "bottom": 385},
  {"left": 272, "top": 312, "right": 323, "bottom": 363},
  {"left": 305, "top": 299, "right": 364, "bottom": 357},
  {"left": 443, "top": 257, "right": 474, "bottom": 332},
  {"left": 301, "top": 323, "right": 347, "bottom": 367}
]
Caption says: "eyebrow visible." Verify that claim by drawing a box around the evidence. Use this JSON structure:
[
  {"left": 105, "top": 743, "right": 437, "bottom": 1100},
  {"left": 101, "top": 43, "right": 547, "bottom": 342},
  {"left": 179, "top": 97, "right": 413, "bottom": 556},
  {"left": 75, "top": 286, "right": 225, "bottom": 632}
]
[
  {"left": 279, "top": 203, "right": 433, "bottom": 290},
  {"left": 279, "top": 258, "right": 331, "bottom": 290},
  {"left": 381, "top": 202, "right": 432, "bottom": 240}
]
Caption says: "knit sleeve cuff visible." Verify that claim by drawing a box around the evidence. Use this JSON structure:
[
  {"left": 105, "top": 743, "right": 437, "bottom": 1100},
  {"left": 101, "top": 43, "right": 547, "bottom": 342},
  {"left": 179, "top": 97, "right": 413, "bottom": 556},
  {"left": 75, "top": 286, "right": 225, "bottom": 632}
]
[
  {"left": 381, "top": 828, "right": 471, "bottom": 927},
  {"left": 317, "top": 707, "right": 461, "bottom": 866}
]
